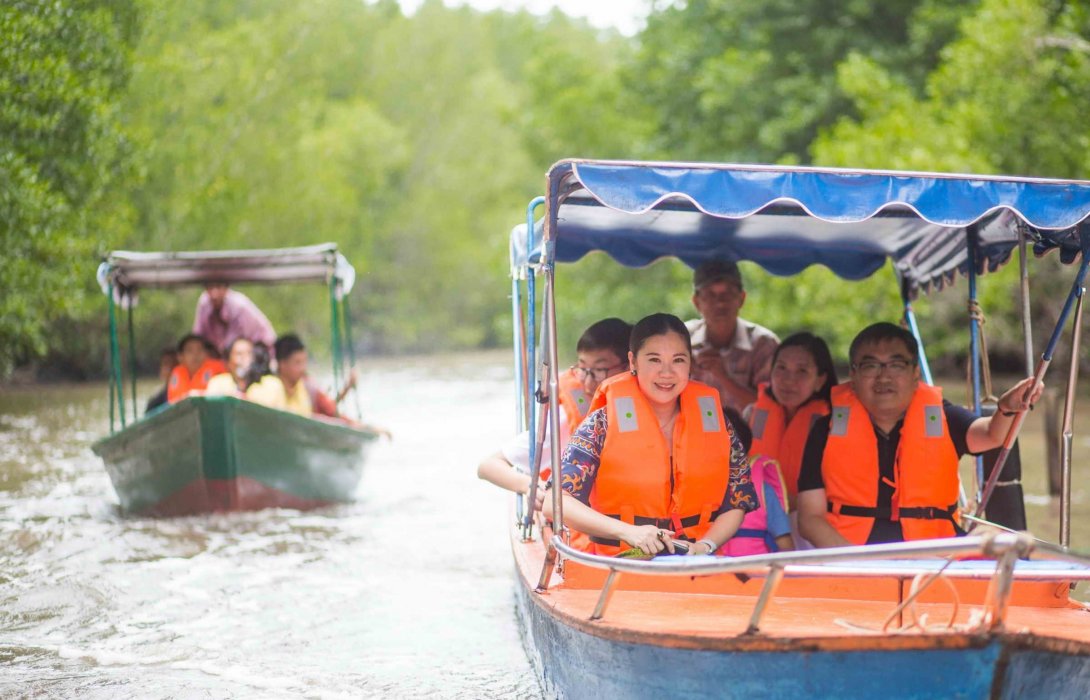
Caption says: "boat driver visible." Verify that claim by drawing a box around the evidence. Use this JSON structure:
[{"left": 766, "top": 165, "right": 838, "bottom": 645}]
[
  {"left": 796, "top": 322, "right": 1043, "bottom": 547},
  {"left": 193, "top": 283, "right": 277, "bottom": 355},
  {"left": 686, "top": 260, "right": 780, "bottom": 414}
]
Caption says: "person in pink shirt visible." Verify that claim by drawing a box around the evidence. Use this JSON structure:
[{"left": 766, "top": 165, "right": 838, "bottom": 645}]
[{"left": 192, "top": 283, "right": 276, "bottom": 354}]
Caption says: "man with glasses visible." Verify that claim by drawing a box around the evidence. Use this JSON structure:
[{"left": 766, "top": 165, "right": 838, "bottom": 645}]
[
  {"left": 796, "top": 322, "right": 1042, "bottom": 547},
  {"left": 477, "top": 318, "right": 632, "bottom": 506},
  {"left": 686, "top": 260, "right": 779, "bottom": 414}
]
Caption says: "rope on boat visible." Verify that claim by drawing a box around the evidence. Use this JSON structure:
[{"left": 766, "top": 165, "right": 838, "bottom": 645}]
[
  {"left": 965, "top": 300, "right": 999, "bottom": 406},
  {"left": 833, "top": 556, "right": 993, "bottom": 635}
]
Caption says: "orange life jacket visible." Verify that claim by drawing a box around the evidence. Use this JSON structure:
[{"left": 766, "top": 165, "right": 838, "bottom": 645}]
[
  {"left": 167, "top": 360, "right": 227, "bottom": 403},
  {"left": 583, "top": 373, "right": 735, "bottom": 556},
  {"left": 749, "top": 382, "right": 829, "bottom": 508},
  {"left": 822, "top": 383, "right": 961, "bottom": 545},
  {"left": 557, "top": 368, "right": 591, "bottom": 437}
]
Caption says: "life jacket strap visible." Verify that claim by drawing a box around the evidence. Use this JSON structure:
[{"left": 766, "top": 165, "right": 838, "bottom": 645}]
[{"left": 827, "top": 501, "right": 958, "bottom": 522}]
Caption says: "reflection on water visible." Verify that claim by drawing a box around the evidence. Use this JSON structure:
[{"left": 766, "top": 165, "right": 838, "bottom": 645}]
[
  {"left": 2, "top": 360, "right": 1089, "bottom": 697},
  {"left": 0, "top": 353, "right": 539, "bottom": 698}
]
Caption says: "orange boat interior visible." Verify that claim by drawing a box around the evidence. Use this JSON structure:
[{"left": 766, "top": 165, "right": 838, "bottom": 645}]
[{"left": 513, "top": 524, "right": 1090, "bottom": 652}]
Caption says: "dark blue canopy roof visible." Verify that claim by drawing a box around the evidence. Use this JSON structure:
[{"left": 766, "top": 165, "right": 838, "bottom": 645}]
[{"left": 513, "top": 160, "right": 1090, "bottom": 297}]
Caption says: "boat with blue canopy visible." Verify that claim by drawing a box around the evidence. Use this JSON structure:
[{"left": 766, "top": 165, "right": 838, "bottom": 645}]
[
  {"left": 506, "top": 159, "right": 1090, "bottom": 699},
  {"left": 92, "top": 244, "right": 380, "bottom": 516}
]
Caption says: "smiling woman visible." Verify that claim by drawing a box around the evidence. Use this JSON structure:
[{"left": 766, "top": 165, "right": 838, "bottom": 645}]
[{"left": 553, "top": 312, "right": 758, "bottom": 558}]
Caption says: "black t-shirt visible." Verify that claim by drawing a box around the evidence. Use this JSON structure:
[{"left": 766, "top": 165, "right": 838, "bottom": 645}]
[{"left": 797, "top": 400, "right": 978, "bottom": 544}]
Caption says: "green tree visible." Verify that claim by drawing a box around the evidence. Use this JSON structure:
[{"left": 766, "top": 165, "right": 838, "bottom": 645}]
[
  {"left": 633, "top": 0, "right": 976, "bottom": 163},
  {"left": 813, "top": 0, "right": 1090, "bottom": 367},
  {"left": 0, "top": 0, "right": 140, "bottom": 375}
]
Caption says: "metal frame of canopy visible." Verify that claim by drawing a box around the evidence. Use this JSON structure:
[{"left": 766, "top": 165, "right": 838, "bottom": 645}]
[
  {"left": 509, "top": 159, "right": 1090, "bottom": 564},
  {"left": 96, "top": 243, "right": 361, "bottom": 433}
]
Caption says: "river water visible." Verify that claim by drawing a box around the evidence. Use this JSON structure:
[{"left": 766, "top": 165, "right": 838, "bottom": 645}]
[
  {"left": 2, "top": 356, "right": 1089, "bottom": 698},
  {"left": 0, "top": 353, "right": 539, "bottom": 698}
]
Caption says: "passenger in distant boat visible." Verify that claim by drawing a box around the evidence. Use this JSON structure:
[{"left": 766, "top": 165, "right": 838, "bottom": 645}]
[
  {"left": 477, "top": 318, "right": 632, "bottom": 506},
  {"left": 720, "top": 408, "right": 793, "bottom": 555},
  {"left": 686, "top": 260, "right": 779, "bottom": 414},
  {"left": 275, "top": 334, "right": 334, "bottom": 418},
  {"left": 796, "top": 322, "right": 1043, "bottom": 548},
  {"left": 274, "top": 333, "right": 390, "bottom": 437},
  {"left": 241, "top": 342, "right": 287, "bottom": 410},
  {"left": 166, "top": 334, "right": 227, "bottom": 403},
  {"left": 745, "top": 332, "right": 837, "bottom": 549},
  {"left": 192, "top": 283, "right": 277, "bottom": 355},
  {"left": 145, "top": 347, "right": 178, "bottom": 414},
  {"left": 204, "top": 337, "right": 254, "bottom": 396},
  {"left": 555, "top": 313, "right": 757, "bottom": 557}
]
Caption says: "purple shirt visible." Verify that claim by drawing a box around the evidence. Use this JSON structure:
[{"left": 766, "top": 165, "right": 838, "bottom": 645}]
[{"left": 192, "top": 289, "right": 276, "bottom": 353}]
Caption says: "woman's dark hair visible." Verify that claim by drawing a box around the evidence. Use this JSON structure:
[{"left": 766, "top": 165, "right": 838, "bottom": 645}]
[
  {"left": 577, "top": 317, "right": 632, "bottom": 365},
  {"left": 629, "top": 313, "right": 693, "bottom": 356},
  {"left": 243, "top": 342, "right": 274, "bottom": 389},
  {"left": 723, "top": 407, "right": 752, "bottom": 454},
  {"left": 770, "top": 332, "right": 838, "bottom": 404}
]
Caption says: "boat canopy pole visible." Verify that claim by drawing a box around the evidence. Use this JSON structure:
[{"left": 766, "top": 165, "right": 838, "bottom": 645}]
[
  {"left": 107, "top": 283, "right": 126, "bottom": 431},
  {"left": 544, "top": 252, "right": 564, "bottom": 540},
  {"left": 967, "top": 227, "right": 985, "bottom": 502},
  {"left": 1019, "top": 228, "right": 1034, "bottom": 377},
  {"left": 900, "top": 279, "right": 933, "bottom": 385},
  {"left": 340, "top": 291, "right": 362, "bottom": 419},
  {"left": 328, "top": 278, "right": 344, "bottom": 395},
  {"left": 127, "top": 295, "right": 138, "bottom": 424},
  {"left": 1060, "top": 285, "right": 1084, "bottom": 547},
  {"left": 976, "top": 231, "right": 1090, "bottom": 519},
  {"left": 525, "top": 197, "right": 544, "bottom": 495},
  {"left": 511, "top": 260, "right": 526, "bottom": 431},
  {"left": 522, "top": 285, "right": 553, "bottom": 537}
]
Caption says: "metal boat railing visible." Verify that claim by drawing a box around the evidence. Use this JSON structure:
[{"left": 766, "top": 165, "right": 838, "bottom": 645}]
[{"left": 537, "top": 532, "right": 1090, "bottom": 631}]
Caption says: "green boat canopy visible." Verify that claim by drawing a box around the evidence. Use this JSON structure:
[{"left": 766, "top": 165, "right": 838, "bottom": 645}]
[{"left": 97, "top": 243, "right": 355, "bottom": 299}]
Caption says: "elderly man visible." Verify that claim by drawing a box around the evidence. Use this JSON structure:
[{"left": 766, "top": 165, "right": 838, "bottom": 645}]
[
  {"left": 686, "top": 260, "right": 779, "bottom": 413},
  {"left": 192, "top": 283, "right": 276, "bottom": 354},
  {"left": 797, "top": 322, "right": 1042, "bottom": 548}
]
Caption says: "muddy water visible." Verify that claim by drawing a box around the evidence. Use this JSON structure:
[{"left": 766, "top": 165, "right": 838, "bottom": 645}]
[{"left": 0, "top": 353, "right": 539, "bottom": 698}]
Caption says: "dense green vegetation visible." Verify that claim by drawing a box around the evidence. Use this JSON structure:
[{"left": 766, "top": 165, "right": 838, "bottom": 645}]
[{"left": 3, "top": 0, "right": 1090, "bottom": 378}]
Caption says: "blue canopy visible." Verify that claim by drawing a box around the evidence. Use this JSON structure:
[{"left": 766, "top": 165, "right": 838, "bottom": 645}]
[{"left": 513, "top": 160, "right": 1090, "bottom": 297}]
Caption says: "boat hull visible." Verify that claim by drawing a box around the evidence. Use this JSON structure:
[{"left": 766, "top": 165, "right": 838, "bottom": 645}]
[
  {"left": 92, "top": 396, "right": 377, "bottom": 516},
  {"left": 517, "top": 580, "right": 1090, "bottom": 699},
  {"left": 512, "top": 529, "right": 1090, "bottom": 699}
]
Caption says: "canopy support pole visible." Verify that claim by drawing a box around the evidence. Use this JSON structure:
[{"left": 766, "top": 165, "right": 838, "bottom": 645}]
[
  {"left": 107, "top": 284, "right": 126, "bottom": 431},
  {"left": 127, "top": 295, "right": 138, "bottom": 423},
  {"left": 524, "top": 196, "right": 545, "bottom": 521},
  {"left": 975, "top": 231, "right": 1090, "bottom": 520},
  {"left": 1059, "top": 286, "right": 1084, "bottom": 547},
  {"left": 967, "top": 228, "right": 985, "bottom": 502},
  {"left": 1018, "top": 228, "right": 1034, "bottom": 376},
  {"left": 329, "top": 278, "right": 343, "bottom": 396},
  {"left": 901, "top": 287, "right": 934, "bottom": 385},
  {"left": 511, "top": 265, "right": 527, "bottom": 432},
  {"left": 340, "top": 291, "right": 362, "bottom": 419},
  {"left": 522, "top": 289, "right": 553, "bottom": 537}
]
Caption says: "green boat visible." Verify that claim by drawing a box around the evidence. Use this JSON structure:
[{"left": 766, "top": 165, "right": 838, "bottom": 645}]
[{"left": 91, "top": 244, "right": 379, "bottom": 516}]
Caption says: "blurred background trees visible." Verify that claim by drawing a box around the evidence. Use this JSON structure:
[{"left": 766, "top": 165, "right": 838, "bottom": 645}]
[{"left": 4, "top": 0, "right": 1090, "bottom": 377}]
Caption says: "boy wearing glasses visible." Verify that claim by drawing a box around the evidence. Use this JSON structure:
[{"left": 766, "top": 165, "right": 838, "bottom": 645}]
[
  {"left": 687, "top": 260, "right": 780, "bottom": 414},
  {"left": 796, "top": 322, "right": 1042, "bottom": 547},
  {"left": 477, "top": 318, "right": 632, "bottom": 506}
]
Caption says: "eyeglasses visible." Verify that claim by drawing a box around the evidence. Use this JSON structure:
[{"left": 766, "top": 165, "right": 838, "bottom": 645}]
[
  {"left": 851, "top": 359, "right": 916, "bottom": 378},
  {"left": 571, "top": 364, "right": 624, "bottom": 382},
  {"left": 697, "top": 288, "right": 743, "bottom": 304}
]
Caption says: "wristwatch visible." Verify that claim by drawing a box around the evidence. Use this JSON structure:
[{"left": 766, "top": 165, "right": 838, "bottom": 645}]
[{"left": 696, "top": 538, "right": 718, "bottom": 554}]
